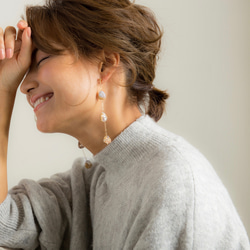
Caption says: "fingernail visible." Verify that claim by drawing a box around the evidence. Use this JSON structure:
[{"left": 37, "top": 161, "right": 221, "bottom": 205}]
[
  {"left": 0, "top": 49, "right": 5, "bottom": 60},
  {"left": 6, "top": 48, "right": 13, "bottom": 59},
  {"left": 18, "top": 20, "right": 26, "bottom": 27}
]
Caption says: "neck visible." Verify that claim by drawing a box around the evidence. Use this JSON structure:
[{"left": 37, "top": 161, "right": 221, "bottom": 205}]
[
  {"left": 65, "top": 68, "right": 142, "bottom": 155},
  {"left": 72, "top": 104, "right": 142, "bottom": 155}
]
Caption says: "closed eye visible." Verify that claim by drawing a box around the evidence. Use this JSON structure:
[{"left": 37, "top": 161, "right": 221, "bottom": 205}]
[{"left": 37, "top": 56, "right": 50, "bottom": 67}]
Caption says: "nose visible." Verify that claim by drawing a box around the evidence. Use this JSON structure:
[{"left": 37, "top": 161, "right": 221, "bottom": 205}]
[{"left": 20, "top": 71, "right": 39, "bottom": 94}]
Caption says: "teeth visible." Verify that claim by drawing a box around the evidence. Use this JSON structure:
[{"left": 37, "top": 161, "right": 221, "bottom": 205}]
[{"left": 34, "top": 96, "right": 50, "bottom": 109}]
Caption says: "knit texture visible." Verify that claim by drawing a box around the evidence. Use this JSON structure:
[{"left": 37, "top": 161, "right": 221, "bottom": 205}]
[{"left": 0, "top": 115, "right": 249, "bottom": 249}]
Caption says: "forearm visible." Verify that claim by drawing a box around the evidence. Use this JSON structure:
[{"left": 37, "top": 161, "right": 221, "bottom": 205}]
[{"left": 0, "top": 90, "right": 16, "bottom": 203}]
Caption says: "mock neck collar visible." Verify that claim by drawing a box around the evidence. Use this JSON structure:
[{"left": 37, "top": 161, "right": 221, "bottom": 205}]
[{"left": 92, "top": 115, "right": 158, "bottom": 171}]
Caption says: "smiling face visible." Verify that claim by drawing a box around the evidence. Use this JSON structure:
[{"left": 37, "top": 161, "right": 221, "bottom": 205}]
[{"left": 21, "top": 49, "right": 101, "bottom": 134}]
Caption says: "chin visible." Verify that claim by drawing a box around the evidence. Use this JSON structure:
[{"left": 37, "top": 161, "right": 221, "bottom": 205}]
[{"left": 36, "top": 120, "right": 57, "bottom": 134}]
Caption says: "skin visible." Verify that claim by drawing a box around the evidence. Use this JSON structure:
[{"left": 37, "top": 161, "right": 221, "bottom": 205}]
[{"left": 0, "top": 20, "right": 141, "bottom": 204}]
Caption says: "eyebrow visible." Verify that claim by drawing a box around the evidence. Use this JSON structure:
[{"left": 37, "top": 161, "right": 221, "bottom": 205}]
[
  {"left": 25, "top": 49, "right": 36, "bottom": 72},
  {"left": 29, "top": 48, "right": 40, "bottom": 69}
]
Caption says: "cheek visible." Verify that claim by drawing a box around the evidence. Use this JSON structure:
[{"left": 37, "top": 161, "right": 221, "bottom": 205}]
[
  {"left": 46, "top": 66, "right": 96, "bottom": 106},
  {"left": 62, "top": 63, "right": 99, "bottom": 107},
  {"left": 61, "top": 70, "right": 97, "bottom": 106},
  {"left": 62, "top": 79, "right": 91, "bottom": 106}
]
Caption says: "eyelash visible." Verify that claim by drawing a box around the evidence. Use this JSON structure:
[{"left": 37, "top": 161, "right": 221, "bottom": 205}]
[{"left": 37, "top": 56, "right": 50, "bottom": 67}]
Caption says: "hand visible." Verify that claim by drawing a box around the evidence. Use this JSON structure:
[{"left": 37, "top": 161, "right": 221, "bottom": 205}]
[{"left": 0, "top": 20, "right": 33, "bottom": 94}]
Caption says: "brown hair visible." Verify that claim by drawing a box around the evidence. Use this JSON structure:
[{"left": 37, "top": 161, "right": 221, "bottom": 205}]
[{"left": 26, "top": 0, "right": 169, "bottom": 121}]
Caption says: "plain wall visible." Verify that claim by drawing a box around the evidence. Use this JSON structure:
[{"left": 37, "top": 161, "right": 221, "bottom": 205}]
[{"left": 1, "top": 0, "right": 249, "bottom": 236}]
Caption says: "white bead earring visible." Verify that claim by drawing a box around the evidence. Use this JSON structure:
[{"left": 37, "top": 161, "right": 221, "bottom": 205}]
[{"left": 98, "top": 79, "right": 111, "bottom": 145}]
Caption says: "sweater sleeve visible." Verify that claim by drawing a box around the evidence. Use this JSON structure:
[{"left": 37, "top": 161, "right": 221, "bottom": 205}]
[
  {"left": 0, "top": 162, "right": 90, "bottom": 250},
  {"left": 0, "top": 193, "right": 39, "bottom": 248}
]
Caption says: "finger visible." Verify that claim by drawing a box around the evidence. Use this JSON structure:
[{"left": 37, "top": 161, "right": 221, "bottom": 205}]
[
  {"left": 18, "top": 27, "right": 32, "bottom": 68},
  {"left": 17, "top": 20, "right": 28, "bottom": 41},
  {"left": 4, "top": 26, "right": 16, "bottom": 59},
  {"left": 17, "top": 20, "right": 28, "bottom": 30},
  {"left": 0, "top": 27, "right": 5, "bottom": 60}
]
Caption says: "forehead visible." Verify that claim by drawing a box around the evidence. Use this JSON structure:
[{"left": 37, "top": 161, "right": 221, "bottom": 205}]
[
  {"left": 31, "top": 46, "right": 63, "bottom": 62},
  {"left": 32, "top": 48, "right": 48, "bottom": 56}
]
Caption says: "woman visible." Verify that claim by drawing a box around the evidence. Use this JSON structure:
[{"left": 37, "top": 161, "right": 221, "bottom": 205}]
[{"left": 0, "top": 0, "right": 249, "bottom": 249}]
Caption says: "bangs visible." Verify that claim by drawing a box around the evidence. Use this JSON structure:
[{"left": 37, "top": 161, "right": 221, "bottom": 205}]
[{"left": 26, "top": 5, "right": 78, "bottom": 56}]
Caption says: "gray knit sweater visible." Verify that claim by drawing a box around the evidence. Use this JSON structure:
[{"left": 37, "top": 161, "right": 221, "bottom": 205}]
[{"left": 0, "top": 115, "right": 249, "bottom": 249}]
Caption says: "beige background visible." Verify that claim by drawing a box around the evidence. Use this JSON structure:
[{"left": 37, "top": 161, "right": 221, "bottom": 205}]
[{"left": 1, "top": 0, "right": 249, "bottom": 237}]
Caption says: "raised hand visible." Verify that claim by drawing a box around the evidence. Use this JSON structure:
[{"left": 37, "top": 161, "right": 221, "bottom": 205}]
[
  {"left": 0, "top": 21, "right": 32, "bottom": 204},
  {"left": 0, "top": 20, "right": 33, "bottom": 94}
]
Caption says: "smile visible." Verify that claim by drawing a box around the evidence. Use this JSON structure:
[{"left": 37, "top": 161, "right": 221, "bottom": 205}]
[{"left": 33, "top": 93, "right": 54, "bottom": 110}]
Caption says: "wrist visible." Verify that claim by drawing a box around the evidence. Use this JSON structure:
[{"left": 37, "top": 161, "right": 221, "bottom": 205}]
[{"left": 0, "top": 85, "right": 17, "bottom": 96}]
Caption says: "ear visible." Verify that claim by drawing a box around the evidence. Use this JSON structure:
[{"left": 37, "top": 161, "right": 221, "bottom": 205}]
[{"left": 99, "top": 51, "right": 120, "bottom": 84}]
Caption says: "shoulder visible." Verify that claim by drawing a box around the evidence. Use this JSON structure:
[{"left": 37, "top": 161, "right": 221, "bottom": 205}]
[
  {"left": 135, "top": 116, "right": 215, "bottom": 189},
  {"left": 135, "top": 117, "right": 249, "bottom": 247},
  {"left": 136, "top": 116, "right": 233, "bottom": 213}
]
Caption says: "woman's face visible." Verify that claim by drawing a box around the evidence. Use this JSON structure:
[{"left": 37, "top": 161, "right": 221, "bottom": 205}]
[{"left": 21, "top": 49, "right": 101, "bottom": 134}]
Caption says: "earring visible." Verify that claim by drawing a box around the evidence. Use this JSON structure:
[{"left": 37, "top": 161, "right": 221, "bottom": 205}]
[
  {"left": 78, "top": 141, "right": 84, "bottom": 149},
  {"left": 98, "top": 79, "right": 111, "bottom": 145},
  {"left": 77, "top": 141, "right": 92, "bottom": 169}
]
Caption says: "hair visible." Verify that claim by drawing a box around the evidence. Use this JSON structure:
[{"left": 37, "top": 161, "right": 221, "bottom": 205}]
[{"left": 26, "top": 0, "right": 169, "bottom": 121}]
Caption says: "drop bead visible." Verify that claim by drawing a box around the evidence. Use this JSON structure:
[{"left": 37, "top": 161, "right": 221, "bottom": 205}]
[
  {"left": 85, "top": 160, "right": 92, "bottom": 169},
  {"left": 101, "top": 112, "right": 108, "bottom": 122},
  {"left": 98, "top": 91, "right": 106, "bottom": 100},
  {"left": 103, "top": 135, "right": 111, "bottom": 145}
]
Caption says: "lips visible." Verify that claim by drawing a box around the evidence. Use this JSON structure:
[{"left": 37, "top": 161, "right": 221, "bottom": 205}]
[{"left": 31, "top": 93, "right": 54, "bottom": 111}]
